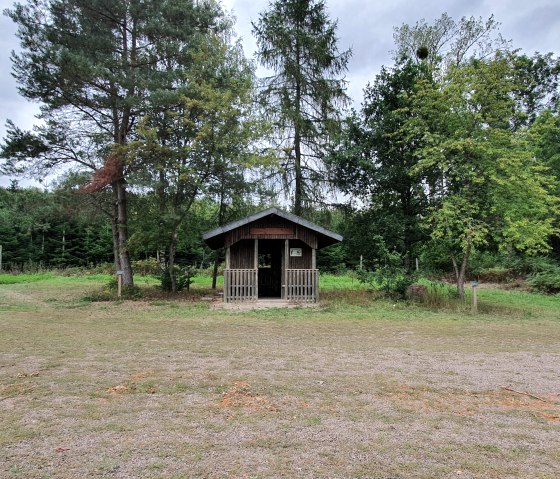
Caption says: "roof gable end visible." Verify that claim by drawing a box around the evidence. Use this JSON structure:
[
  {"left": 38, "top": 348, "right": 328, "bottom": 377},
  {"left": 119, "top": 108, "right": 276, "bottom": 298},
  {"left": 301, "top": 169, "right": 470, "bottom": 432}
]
[{"left": 202, "top": 207, "right": 342, "bottom": 249}]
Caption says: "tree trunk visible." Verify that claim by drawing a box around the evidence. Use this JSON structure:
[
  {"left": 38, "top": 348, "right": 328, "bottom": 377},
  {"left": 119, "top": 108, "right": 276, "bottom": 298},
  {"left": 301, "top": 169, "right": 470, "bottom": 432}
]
[
  {"left": 168, "top": 230, "right": 178, "bottom": 293},
  {"left": 212, "top": 251, "right": 220, "bottom": 289},
  {"left": 451, "top": 253, "right": 459, "bottom": 281},
  {"left": 294, "top": 128, "right": 303, "bottom": 216},
  {"left": 111, "top": 193, "right": 121, "bottom": 271},
  {"left": 61, "top": 227, "right": 66, "bottom": 264},
  {"left": 456, "top": 238, "right": 472, "bottom": 300},
  {"left": 293, "top": 37, "right": 303, "bottom": 217},
  {"left": 115, "top": 178, "right": 133, "bottom": 287},
  {"left": 212, "top": 186, "right": 227, "bottom": 290}
]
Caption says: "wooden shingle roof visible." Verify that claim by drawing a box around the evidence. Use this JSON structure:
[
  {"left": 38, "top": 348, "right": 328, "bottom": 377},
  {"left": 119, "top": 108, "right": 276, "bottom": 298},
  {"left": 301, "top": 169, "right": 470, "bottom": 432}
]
[{"left": 202, "top": 207, "right": 343, "bottom": 250}]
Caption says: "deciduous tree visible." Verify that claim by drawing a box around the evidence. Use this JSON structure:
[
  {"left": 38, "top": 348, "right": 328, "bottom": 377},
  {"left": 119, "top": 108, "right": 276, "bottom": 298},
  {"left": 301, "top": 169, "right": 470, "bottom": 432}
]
[
  {"left": 328, "top": 60, "right": 429, "bottom": 271},
  {"left": 413, "top": 55, "right": 559, "bottom": 297}
]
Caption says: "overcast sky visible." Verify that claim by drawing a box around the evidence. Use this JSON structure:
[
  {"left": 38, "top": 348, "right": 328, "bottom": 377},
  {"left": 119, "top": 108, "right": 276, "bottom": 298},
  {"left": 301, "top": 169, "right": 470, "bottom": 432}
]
[{"left": 1, "top": 0, "right": 559, "bottom": 186}]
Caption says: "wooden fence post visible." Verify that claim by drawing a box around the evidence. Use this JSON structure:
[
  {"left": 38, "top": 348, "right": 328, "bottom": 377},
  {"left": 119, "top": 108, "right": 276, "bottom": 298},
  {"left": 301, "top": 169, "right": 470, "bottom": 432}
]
[
  {"left": 471, "top": 281, "right": 478, "bottom": 313},
  {"left": 116, "top": 270, "right": 124, "bottom": 298}
]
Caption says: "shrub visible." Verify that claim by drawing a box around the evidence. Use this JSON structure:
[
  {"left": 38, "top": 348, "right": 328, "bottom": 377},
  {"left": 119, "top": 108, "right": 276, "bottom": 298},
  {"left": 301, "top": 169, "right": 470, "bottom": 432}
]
[
  {"left": 506, "top": 255, "right": 560, "bottom": 276},
  {"left": 132, "top": 258, "right": 160, "bottom": 276},
  {"left": 159, "top": 266, "right": 194, "bottom": 292},
  {"left": 358, "top": 267, "right": 416, "bottom": 299},
  {"left": 527, "top": 268, "right": 560, "bottom": 294}
]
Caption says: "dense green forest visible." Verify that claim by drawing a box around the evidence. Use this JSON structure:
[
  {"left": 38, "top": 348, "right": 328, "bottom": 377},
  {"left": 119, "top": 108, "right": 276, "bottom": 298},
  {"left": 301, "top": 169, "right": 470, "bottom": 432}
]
[{"left": 1, "top": 1, "right": 560, "bottom": 296}]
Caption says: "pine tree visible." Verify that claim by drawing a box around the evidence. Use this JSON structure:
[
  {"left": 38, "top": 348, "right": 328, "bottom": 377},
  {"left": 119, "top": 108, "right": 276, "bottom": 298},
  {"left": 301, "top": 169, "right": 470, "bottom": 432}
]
[{"left": 4, "top": 0, "right": 227, "bottom": 286}]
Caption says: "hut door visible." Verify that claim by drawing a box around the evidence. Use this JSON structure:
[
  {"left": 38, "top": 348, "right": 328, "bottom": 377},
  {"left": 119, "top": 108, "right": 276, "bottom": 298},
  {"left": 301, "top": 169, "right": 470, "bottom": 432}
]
[{"left": 258, "top": 240, "right": 282, "bottom": 298}]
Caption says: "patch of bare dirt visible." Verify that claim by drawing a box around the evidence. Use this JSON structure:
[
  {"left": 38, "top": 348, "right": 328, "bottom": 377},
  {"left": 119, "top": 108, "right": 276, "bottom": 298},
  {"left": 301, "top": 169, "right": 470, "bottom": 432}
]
[
  {"left": 384, "top": 383, "right": 560, "bottom": 422},
  {"left": 219, "top": 381, "right": 279, "bottom": 412}
]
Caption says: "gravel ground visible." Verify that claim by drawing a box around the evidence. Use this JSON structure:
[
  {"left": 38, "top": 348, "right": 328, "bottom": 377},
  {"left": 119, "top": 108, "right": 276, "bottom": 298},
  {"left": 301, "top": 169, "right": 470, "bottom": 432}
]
[{"left": 1, "top": 282, "right": 559, "bottom": 479}]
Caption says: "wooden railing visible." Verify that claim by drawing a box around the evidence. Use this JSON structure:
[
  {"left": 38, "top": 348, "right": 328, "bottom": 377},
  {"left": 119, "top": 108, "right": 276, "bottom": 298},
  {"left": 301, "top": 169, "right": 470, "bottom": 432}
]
[
  {"left": 224, "top": 269, "right": 257, "bottom": 303},
  {"left": 285, "top": 269, "right": 318, "bottom": 303}
]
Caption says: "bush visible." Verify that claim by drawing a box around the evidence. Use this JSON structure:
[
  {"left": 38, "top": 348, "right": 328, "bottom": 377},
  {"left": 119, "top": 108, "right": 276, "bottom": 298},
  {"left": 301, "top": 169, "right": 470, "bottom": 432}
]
[
  {"left": 468, "top": 251, "right": 505, "bottom": 275},
  {"left": 506, "top": 255, "right": 560, "bottom": 276},
  {"left": 527, "top": 268, "right": 560, "bottom": 294},
  {"left": 417, "top": 241, "right": 454, "bottom": 276},
  {"left": 358, "top": 267, "right": 416, "bottom": 298},
  {"left": 132, "top": 258, "right": 160, "bottom": 276},
  {"left": 423, "top": 280, "right": 459, "bottom": 307},
  {"left": 158, "top": 266, "right": 194, "bottom": 292}
]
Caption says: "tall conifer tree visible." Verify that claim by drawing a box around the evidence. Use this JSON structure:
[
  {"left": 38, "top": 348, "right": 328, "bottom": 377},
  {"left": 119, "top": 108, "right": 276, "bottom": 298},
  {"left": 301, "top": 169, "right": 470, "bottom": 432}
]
[{"left": 252, "top": 0, "right": 350, "bottom": 216}]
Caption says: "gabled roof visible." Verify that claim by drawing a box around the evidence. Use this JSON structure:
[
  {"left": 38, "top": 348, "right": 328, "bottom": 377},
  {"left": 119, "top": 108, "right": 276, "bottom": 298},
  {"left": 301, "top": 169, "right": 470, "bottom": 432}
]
[{"left": 202, "top": 207, "right": 343, "bottom": 250}]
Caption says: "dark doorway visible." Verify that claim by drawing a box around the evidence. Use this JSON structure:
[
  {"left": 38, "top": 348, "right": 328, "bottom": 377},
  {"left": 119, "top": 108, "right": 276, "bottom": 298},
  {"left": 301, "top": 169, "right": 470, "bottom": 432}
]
[{"left": 258, "top": 239, "right": 283, "bottom": 298}]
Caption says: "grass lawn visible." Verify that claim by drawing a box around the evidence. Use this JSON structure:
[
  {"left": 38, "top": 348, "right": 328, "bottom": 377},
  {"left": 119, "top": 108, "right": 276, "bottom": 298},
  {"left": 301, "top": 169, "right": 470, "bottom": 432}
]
[{"left": 1, "top": 274, "right": 559, "bottom": 478}]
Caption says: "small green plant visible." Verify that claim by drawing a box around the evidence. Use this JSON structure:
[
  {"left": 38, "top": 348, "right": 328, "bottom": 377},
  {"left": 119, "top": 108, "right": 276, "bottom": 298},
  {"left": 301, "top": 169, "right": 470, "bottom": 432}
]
[
  {"left": 132, "top": 258, "right": 160, "bottom": 276},
  {"left": 158, "top": 266, "right": 194, "bottom": 292},
  {"left": 421, "top": 280, "right": 460, "bottom": 308},
  {"left": 358, "top": 253, "right": 416, "bottom": 298}
]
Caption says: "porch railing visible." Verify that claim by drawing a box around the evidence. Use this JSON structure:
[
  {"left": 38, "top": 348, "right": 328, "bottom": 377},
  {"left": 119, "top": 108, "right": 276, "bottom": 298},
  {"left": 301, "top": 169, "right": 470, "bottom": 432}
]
[
  {"left": 285, "top": 269, "right": 318, "bottom": 303},
  {"left": 224, "top": 269, "right": 257, "bottom": 303}
]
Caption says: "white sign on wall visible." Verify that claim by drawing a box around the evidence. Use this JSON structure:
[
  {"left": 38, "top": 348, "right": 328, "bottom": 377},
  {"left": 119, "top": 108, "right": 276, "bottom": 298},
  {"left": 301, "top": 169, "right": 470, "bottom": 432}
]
[{"left": 290, "top": 248, "right": 302, "bottom": 257}]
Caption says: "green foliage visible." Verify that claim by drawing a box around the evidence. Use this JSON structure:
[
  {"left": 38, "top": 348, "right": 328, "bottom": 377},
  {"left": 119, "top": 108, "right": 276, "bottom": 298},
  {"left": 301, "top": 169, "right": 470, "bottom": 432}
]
[
  {"left": 328, "top": 60, "right": 430, "bottom": 272},
  {"left": 512, "top": 52, "right": 560, "bottom": 128},
  {"left": 158, "top": 267, "right": 195, "bottom": 293},
  {"left": 357, "top": 253, "right": 416, "bottom": 298},
  {"left": 527, "top": 267, "right": 560, "bottom": 294},
  {"left": 316, "top": 244, "right": 346, "bottom": 273},
  {"left": 4, "top": 0, "right": 238, "bottom": 288},
  {"left": 417, "top": 239, "right": 457, "bottom": 275},
  {"left": 505, "top": 255, "right": 560, "bottom": 276},
  {"left": 0, "top": 186, "right": 113, "bottom": 271},
  {"left": 415, "top": 279, "right": 461, "bottom": 309},
  {"left": 253, "top": 0, "right": 350, "bottom": 214},
  {"left": 131, "top": 259, "right": 161, "bottom": 277},
  {"left": 411, "top": 54, "right": 559, "bottom": 297}
]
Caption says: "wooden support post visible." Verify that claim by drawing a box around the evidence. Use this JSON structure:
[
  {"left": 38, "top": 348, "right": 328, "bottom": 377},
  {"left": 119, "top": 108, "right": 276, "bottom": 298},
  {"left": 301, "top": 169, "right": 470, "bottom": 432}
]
[
  {"left": 315, "top": 269, "right": 319, "bottom": 303},
  {"left": 224, "top": 247, "right": 231, "bottom": 303},
  {"left": 283, "top": 239, "right": 289, "bottom": 299},
  {"left": 254, "top": 239, "right": 259, "bottom": 300},
  {"left": 311, "top": 248, "right": 316, "bottom": 270}
]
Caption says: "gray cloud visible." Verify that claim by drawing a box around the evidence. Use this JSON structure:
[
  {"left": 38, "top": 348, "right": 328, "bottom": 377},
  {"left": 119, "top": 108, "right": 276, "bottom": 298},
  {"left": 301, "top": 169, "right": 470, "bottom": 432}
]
[
  {"left": 1, "top": 6, "right": 40, "bottom": 133},
  {"left": 2, "top": 0, "right": 560, "bottom": 185},
  {"left": 226, "top": 0, "right": 560, "bottom": 109}
]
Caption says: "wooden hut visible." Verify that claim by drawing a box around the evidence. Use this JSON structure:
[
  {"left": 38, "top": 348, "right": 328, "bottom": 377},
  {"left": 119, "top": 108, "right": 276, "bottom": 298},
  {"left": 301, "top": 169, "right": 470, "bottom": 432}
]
[{"left": 202, "top": 207, "right": 343, "bottom": 303}]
